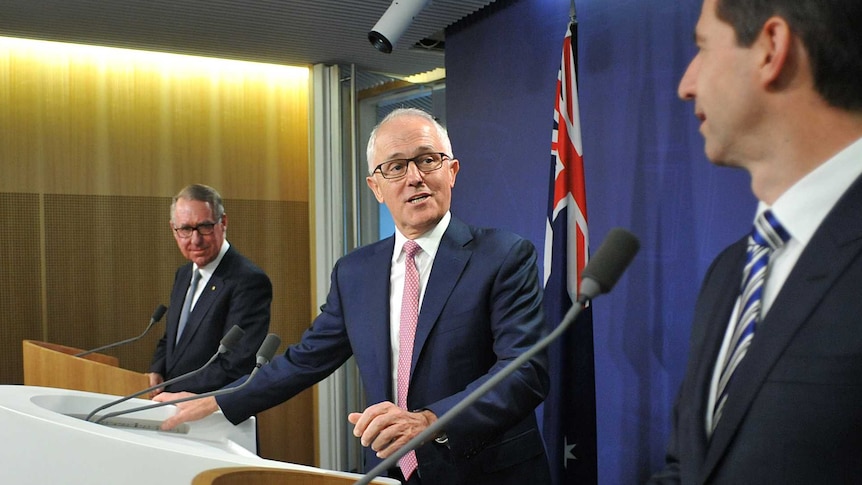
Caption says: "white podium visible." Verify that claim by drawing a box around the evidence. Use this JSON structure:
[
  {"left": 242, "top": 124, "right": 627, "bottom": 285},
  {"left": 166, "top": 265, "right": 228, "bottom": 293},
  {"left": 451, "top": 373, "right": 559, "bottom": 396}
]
[{"left": 0, "top": 385, "right": 397, "bottom": 485}]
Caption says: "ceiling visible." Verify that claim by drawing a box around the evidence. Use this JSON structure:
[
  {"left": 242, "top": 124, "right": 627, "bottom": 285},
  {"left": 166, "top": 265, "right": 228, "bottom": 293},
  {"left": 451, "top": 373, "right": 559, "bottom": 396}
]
[{"left": 0, "top": 0, "right": 498, "bottom": 89}]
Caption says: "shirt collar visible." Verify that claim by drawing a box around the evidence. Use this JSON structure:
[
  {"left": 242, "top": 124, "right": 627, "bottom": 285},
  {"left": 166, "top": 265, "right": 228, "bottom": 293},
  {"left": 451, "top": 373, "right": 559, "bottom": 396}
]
[
  {"left": 760, "top": 136, "right": 862, "bottom": 246},
  {"left": 193, "top": 239, "right": 230, "bottom": 279},
  {"left": 392, "top": 212, "right": 451, "bottom": 262}
]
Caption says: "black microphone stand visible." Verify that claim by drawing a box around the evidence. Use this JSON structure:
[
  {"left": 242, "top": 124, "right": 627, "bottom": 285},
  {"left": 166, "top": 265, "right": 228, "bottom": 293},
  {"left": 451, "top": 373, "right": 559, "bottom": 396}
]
[
  {"left": 92, "top": 333, "right": 281, "bottom": 425},
  {"left": 85, "top": 325, "right": 245, "bottom": 422},
  {"left": 75, "top": 304, "right": 167, "bottom": 358}
]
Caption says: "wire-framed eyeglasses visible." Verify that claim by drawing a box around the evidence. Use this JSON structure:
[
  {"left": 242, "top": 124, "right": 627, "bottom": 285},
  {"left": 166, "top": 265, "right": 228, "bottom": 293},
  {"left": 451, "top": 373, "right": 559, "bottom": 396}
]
[
  {"left": 371, "top": 152, "right": 450, "bottom": 180},
  {"left": 172, "top": 221, "right": 219, "bottom": 238}
]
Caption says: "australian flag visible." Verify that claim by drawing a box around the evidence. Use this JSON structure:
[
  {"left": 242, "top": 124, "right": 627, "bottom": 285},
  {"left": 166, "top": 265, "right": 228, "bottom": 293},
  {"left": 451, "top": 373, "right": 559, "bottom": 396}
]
[{"left": 542, "top": 18, "right": 597, "bottom": 485}]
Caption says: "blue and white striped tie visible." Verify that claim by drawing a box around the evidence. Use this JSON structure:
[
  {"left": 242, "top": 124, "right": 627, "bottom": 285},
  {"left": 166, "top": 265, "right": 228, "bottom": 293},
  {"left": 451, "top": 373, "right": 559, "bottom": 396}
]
[{"left": 711, "top": 210, "right": 789, "bottom": 434}]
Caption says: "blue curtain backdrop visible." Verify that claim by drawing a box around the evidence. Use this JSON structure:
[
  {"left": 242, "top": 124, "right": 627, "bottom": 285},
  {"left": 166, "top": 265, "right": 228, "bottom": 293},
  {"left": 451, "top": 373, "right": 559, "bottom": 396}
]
[{"left": 446, "top": 0, "right": 756, "bottom": 483}]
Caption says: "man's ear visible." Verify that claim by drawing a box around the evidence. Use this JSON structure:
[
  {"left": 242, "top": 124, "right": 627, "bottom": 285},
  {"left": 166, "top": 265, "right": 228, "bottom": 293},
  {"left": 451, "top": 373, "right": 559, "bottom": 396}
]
[
  {"left": 366, "top": 176, "right": 385, "bottom": 203},
  {"left": 757, "top": 16, "right": 794, "bottom": 86},
  {"left": 448, "top": 159, "right": 459, "bottom": 188}
]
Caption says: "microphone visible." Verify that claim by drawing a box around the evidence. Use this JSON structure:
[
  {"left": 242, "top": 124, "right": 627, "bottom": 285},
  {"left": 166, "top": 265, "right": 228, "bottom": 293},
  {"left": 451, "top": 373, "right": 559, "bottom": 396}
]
[
  {"left": 577, "top": 227, "right": 642, "bottom": 302},
  {"left": 91, "top": 333, "right": 282, "bottom": 425},
  {"left": 353, "top": 228, "right": 640, "bottom": 485},
  {"left": 84, "top": 325, "right": 245, "bottom": 422},
  {"left": 75, "top": 304, "right": 168, "bottom": 358}
]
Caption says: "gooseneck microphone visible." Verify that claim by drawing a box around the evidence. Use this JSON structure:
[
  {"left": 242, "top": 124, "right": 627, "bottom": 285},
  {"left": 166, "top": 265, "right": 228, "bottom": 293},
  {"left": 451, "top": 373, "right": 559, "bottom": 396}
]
[
  {"left": 75, "top": 304, "right": 168, "bottom": 358},
  {"left": 353, "top": 228, "right": 640, "bottom": 485},
  {"left": 84, "top": 325, "right": 246, "bottom": 422},
  {"left": 92, "top": 333, "right": 282, "bottom": 425},
  {"left": 577, "top": 227, "right": 642, "bottom": 303}
]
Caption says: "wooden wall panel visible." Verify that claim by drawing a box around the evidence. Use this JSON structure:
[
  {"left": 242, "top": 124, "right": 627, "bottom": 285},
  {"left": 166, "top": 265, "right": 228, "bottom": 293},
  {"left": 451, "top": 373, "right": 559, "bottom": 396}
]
[
  {"left": 42, "top": 194, "right": 184, "bottom": 363},
  {"left": 0, "top": 193, "right": 43, "bottom": 384},
  {"left": 0, "top": 38, "right": 309, "bottom": 201}
]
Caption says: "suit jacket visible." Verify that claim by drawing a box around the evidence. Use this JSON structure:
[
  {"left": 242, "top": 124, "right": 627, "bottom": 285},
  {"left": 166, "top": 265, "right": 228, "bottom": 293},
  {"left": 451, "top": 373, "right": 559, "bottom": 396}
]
[
  {"left": 650, "top": 173, "right": 862, "bottom": 484},
  {"left": 218, "top": 216, "right": 551, "bottom": 485},
  {"left": 149, "top": 246, "right": 272, "bottom": 394}
]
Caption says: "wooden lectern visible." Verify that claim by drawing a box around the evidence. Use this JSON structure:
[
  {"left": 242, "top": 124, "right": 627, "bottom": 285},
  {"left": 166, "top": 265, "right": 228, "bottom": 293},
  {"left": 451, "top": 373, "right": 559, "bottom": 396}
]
[
  {"left": 22, "top": 339, "right": 148, "bottom": 396},
  {"left": 192, "top": 467, "right": 394, "bottom": 485}
]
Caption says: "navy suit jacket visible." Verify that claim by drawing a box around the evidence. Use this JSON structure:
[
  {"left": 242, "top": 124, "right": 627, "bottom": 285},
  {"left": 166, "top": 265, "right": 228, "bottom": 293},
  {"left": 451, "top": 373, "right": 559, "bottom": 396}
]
[
  {"left": 650, "top": 173, "right": 862, "bottom": 484},
  {"left": 149, "top": 246, "right": 272, "bottom": 394},
  {"left": 218, "top": 217, "right": 551, "bottom": 485}
]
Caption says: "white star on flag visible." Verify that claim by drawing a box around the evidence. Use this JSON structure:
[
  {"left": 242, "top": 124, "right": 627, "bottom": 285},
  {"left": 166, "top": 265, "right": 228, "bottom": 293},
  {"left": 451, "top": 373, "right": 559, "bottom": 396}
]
[{"left": 564, "top": 435, "right": 578, "bottom": 469}]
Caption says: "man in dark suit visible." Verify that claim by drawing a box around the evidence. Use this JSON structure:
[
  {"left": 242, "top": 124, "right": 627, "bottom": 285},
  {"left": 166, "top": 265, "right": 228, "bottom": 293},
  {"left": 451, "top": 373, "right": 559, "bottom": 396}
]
[
  {"left": 650, "top": 0, "right": 862, "bottom": 483},
  {"left": 155, "top": 109, "right": 551, "bottom": 485},
  {"left": 148, "top": 184, "right": 272, "bottom": 395}
]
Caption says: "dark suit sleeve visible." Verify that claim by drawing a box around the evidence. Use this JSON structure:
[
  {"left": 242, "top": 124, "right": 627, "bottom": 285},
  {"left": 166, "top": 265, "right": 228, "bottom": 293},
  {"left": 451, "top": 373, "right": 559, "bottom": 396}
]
[{"left": 217, "top": 257, "right": 355, "bottom": 422}]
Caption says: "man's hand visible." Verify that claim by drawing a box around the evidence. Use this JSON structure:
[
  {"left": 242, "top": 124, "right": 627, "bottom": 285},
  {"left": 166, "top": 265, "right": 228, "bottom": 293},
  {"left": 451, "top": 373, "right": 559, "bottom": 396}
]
[
  {"left": 347, "top": 401, "right": 437, "bottom": 458},
  {"left": 152, "top": 392, "right": 219, "bottom": 431},
  {"left": 145, "top": 372, "right": 164, "bottom": 398}
]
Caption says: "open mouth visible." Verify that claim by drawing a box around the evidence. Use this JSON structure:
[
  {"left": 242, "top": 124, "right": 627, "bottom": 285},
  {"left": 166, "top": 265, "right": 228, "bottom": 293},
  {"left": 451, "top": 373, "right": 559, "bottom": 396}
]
[{"left": 408, "top": 194, "right": 430, "bottom": 204}]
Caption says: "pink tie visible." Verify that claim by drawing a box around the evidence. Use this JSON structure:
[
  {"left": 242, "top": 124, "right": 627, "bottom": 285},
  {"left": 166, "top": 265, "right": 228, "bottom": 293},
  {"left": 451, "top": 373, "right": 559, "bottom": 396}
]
[{"left": 397, "top": 240, "right": 421, "bottom": 479}]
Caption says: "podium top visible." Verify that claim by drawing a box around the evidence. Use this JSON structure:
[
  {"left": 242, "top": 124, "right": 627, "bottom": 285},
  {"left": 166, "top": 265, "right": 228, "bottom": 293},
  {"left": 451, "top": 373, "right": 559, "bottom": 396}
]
[
  {"left": 23, "top": 339, "right": 118, "bottom": 365},
  {"left": 1, "top": 385, "right": 396, "bottom": 485}
]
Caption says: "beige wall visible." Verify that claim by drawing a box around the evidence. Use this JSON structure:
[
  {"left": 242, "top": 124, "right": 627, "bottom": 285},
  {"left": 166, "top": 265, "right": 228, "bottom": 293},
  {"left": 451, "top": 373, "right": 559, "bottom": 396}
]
[{"left": 0, "top": 37, "right": 314, "bottom": 465}]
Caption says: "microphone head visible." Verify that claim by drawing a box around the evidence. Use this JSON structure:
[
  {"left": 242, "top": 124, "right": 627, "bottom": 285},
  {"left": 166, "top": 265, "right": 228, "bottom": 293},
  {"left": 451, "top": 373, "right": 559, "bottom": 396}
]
[
  {"left": 256, "top": 333, "right": 282, "bottom": 366},
  {"left": 151, "top": 304, "right": 168, "bottom": 323},
  {"left": 217, "top": 325, "right": 246, "bottom": 354},
  {"left": 579, "top": 228, "right": 640, "bottom": 300}
]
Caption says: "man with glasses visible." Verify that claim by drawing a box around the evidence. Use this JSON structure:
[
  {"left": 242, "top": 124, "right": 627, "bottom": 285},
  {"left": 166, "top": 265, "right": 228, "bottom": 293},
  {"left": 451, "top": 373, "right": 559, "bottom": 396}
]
[
  {"left": 155, "top": 109, "right": 551, "bottom": 485},
  {"left": 147, "top": 184, "right": 272, "bottom": 396}
]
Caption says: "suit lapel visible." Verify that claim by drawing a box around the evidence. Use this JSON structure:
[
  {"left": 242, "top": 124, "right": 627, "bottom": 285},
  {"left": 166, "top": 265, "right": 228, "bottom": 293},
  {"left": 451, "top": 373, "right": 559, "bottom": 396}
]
[
  {"left": 411, "top": 218, "right": 472, "bottom": 374},
  {"left": 174, "top": 271, "right": 222, "bottom": 349},
  {"left": 166, "top": 264, "right": 192, "bottom": 367},
  {"left": 702, "top": 175, "right": 862, "bottom": 480},
  {"left": 169, "top": 249, "right": 234, "bottom": 370},
  {"left": 365, "top": 238, "right": 397, "bottom": 402},
  {"left": 687, "top": 243, "right": 746, "bottom": 472}
]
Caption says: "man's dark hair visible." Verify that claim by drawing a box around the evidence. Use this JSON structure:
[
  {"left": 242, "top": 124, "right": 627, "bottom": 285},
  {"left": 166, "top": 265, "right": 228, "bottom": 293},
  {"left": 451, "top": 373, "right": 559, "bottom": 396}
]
[{"left": 716, "top": 0, "right": 862, "bottom": 110}]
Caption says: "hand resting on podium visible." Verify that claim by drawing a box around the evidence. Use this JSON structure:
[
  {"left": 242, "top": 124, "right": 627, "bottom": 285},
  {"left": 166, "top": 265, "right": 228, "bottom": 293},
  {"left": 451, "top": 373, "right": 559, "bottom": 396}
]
[{"left": 153, "top": 392, "right": 219, "bottom": 431}]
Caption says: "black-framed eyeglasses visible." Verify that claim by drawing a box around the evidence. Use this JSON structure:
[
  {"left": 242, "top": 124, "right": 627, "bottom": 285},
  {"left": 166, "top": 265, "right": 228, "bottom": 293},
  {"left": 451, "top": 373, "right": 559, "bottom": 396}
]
[
  {"left": 173, "top": 221, "right": 219, "bottom": 238},
  {"left": 372, "top": 152, "right": 450, "bottom": 180}
]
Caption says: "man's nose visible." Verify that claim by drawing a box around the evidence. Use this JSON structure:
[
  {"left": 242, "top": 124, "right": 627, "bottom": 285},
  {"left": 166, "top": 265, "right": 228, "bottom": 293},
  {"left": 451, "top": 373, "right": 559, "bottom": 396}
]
[
  {"left": 678, "top": 56, "right": 699, "bottom": 100},
  {"left": 405, "top": 160, "right": 425, "bottom": 182}
]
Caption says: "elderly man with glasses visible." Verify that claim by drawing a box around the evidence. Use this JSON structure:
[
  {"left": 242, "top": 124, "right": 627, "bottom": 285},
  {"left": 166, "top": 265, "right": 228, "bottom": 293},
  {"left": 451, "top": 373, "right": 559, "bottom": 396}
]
[{"left": 147, "top": 183, "right": 272, "bottom": 397}]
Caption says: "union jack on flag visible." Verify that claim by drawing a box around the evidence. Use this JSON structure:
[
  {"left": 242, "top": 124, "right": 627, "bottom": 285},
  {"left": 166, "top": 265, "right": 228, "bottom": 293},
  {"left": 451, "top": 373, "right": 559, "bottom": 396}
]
[{"left": 542, "top": 19, "right": 598, "bottom": 484}]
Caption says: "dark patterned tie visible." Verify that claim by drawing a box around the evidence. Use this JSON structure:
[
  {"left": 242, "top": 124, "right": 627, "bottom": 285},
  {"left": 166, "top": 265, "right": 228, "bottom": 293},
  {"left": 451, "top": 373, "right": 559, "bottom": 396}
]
[{"left": 711, "top": 210, "right": 789, "bottom": 434}]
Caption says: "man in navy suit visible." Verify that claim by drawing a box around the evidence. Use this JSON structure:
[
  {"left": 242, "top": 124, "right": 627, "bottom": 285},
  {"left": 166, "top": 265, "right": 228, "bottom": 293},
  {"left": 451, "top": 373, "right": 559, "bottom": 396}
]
[
  {"left": 650, "top": 0, "right": 862, "bottom": 483},
  {"left": 156, "top": 109, "right": 552, "bottom": 485},
  {"left": 147, "top": 184, "right": 271, "bottom": 395}
]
